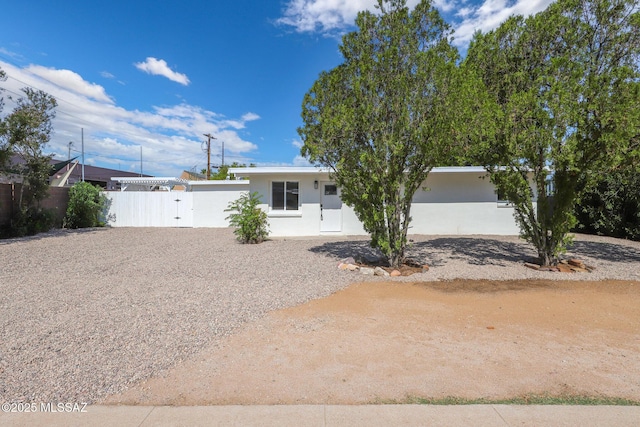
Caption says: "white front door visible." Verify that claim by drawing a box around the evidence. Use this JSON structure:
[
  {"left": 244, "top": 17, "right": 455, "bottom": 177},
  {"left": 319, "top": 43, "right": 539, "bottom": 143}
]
[{"left": 320, "top": 182, "right": 342, "bottom": 232}]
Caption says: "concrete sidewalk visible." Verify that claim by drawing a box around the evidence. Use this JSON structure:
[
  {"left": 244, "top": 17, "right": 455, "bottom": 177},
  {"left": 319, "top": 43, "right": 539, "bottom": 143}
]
[{"left": 1, "top": 405, "right": 639, "bottom": 426}]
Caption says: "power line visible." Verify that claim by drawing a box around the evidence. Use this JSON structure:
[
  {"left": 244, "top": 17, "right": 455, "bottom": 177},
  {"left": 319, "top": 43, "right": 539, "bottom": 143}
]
[{"left": 2, "top": 59, "right": 261, "bottom": 170}]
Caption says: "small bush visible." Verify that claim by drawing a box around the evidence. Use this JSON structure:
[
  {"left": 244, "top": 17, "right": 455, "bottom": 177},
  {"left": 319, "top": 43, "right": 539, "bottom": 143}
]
[
  {"left": 64, "top": 182, "right": 107, "bottom": 229},
  {"left": 225, "top": 191, "right": 269, "bottom": 243},
  {"left": 4, "top": 206, "right": 55, "bottom": 237}
]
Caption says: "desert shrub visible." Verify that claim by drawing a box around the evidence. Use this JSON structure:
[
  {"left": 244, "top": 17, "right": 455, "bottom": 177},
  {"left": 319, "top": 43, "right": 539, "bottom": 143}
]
[
  {"left": 574, "top": 169, "right": 640, "bottom": 241},
  {"left": 64, "top": 182, "right": 107, "bottom": 229},
  {"left": 4, "top": 206, "right": 55, "bottom": 237},
  {"left": 225, "top": 191, "right": 269, "bottom": 243}
]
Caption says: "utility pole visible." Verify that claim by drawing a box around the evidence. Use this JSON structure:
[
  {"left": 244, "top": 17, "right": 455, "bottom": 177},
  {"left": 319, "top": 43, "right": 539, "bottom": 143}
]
[
  {"left": 81, "top": 128, "right": 85, "bottom": 182},
  {"left": 203, "top": 133, "right": 216, "bottom": 179},
  {"left": 68, "top": 141, "right": 74, "bottom": 172}
]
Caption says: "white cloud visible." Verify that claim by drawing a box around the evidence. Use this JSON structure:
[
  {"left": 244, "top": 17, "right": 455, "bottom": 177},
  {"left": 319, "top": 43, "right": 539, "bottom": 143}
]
[
  {"left": 241, "top": 112, "right": 260, "bottom": 122},
  {"left": 0, "top": 60, "right": 258, "bottom": 176},
  {"left": 100, "top": 71, "right": 115, "bottom": 79},
  {"left": 432, "top": 0, "right": 457, "bottom": 13},
  {"left": 277, "top": 0, "right": 555, "bottom": 46},
  {"left": 292, "top": 154, "right": 312, "bottom": 166},
  {"left": 292, "top": 139, "right": 304, "bottom": 149},
  {"left": 0, "top": 47, "right": 23, "bottom": 60},
  {"left": 456, "top": 7, "right": 474, "bottom": 18},
  {"left": 26, "top": 65, "right": 114, "bottom": 104},
  {"left": 452, "top": 0, "right": 556, "bottom": 46},
  {"left": 277, "top": 0, "right": 423, "bottom": 34},
  {"left": 134, "top": 57, "right": 190, "bottom": 86}
]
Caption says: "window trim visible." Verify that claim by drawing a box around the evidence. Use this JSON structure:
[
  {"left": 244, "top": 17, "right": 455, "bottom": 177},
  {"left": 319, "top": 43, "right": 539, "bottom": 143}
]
[
  {"left": 496, "top": 189, "right": 513, "bottom": 208},
  {"left": 271, "top": 180, "right": 300, "bottom": 211}
]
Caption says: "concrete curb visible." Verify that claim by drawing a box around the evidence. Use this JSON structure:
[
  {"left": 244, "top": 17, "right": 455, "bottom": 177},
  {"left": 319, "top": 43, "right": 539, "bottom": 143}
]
[{"left": 1, "top": 405, "right": 639, "bottom": 426}]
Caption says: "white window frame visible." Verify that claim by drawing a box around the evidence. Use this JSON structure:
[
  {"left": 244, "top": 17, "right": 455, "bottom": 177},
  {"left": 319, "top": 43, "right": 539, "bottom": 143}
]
[{"left": 271, "top": 181, "right": 300, "bottom": 211}]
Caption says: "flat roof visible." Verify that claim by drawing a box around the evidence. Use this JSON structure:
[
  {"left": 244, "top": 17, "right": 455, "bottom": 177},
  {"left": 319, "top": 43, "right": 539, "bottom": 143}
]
[
  {"left": 229, "top": 167, "right": 330, "bottom": 175},
  {"left": 189, "top": 180, "right": 250, "bottom": 186},
  {"left": 111, "top": 177, "right": 190, "bottom": 191},
  {"left": 112, "top": 177, "right": 189, "bottom": 185},
  {"left": 229, "top": 166, "right": 488, "bottom": 176}
]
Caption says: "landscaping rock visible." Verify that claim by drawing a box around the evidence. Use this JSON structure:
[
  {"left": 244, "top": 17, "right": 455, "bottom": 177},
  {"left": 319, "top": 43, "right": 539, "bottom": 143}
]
[
  {"left": 422, "top": 264, "right": 430, "bottom": 272},
  {"left": 390, "top": 270, "right": 402, "bottom": 277},
  {"left": 347, "top": 264, "right": 359, "bottom": 271},
  {"left": 360, "top": 267, "right": 375, "bottom": 276},
  {"left": 523, "top": 260, "right": 595, "bottom": 273},
  {"left": 374, "top": 267, "right": 389, "bottom": 277},
  {"left": 568, "top": 258, "right": 586, "bottom": 269},
  {"left": 557, "top": 263, "right": 575, "bottom": 273},
  {"left": 340, "top": 257, "right": 356, "bottom": 266}
]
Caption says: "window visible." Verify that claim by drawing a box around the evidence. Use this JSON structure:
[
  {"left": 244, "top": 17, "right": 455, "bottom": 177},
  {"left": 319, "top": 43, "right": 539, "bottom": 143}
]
[
  {"left": 496, "top": 188, "right": 513, "bottom": 207},
  {"left": 324, "top": 184, "right": 337, "bottom": 196},
  {"left": 272, "top": 181, "right": 299, "bottom": 210}
]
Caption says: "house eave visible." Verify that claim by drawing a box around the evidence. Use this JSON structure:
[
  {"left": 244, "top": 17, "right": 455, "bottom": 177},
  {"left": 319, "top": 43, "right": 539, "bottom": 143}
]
[{"left": 229, "top": 166, "right": 490, "bottom": 177}]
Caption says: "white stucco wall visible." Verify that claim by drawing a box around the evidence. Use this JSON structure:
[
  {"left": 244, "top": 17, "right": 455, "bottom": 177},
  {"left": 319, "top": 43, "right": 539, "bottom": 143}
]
[
  {"left": 251, "top": 174, "right": 325, "bottom": 236},
  {"left": 409, "top": 171, "right": 521, "bottom": 235},
  {"left": 240, "top": 167, "right": 523, "bottom": 237},
  {"left": 191, "top": 181, "right": 249, "bottom": 228}
]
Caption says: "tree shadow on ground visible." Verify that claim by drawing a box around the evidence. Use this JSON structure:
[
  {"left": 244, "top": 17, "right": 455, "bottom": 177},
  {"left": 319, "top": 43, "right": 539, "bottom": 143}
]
[
  {"left": 308, "top": 240, "right": 385, "bottom": 263},
  {"left": 569, "top": 240, "right": 640, "bottom": 263},
  {"left": 309, "top": 236, "right": 640, "bottom": 267},
  {"left": 309, "top": 237, "right": 537, "bottom": 267},
  {"left": 409, "top": 238, "right": 538, "bottom": 266},
  {"left": 0, "top": 227, "right": 110, "bottom": 245}
]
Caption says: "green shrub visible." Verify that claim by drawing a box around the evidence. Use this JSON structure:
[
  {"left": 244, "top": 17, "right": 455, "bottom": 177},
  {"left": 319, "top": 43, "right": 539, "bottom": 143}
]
[
  {"left": 574, "top": 169, "right": 640, "bottom": 240},
  {"left": 64, "top": 182, "right": 107, "bottom": 229},
  {"left": 4, "top": 206, "right": 55, "bottom": 237},
  {"left": 225, "top": 191, "right": 269, "bottom": 243}
]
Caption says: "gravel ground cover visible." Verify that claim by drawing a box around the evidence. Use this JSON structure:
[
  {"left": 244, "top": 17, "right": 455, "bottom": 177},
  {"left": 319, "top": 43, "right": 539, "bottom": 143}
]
[{"left": 1, "top": 227, "right": 639, "bottom": 404}]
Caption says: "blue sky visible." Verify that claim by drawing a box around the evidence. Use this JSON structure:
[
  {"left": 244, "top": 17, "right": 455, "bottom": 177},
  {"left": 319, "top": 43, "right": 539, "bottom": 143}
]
[{"left": 0, "top": 0, "right": 554, "bottom": 177}]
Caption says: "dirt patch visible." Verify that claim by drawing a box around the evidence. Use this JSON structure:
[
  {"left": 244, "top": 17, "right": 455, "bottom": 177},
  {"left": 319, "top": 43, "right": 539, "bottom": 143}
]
[{"left": 104, "top": 279, "right": 640, "bottom": 405}]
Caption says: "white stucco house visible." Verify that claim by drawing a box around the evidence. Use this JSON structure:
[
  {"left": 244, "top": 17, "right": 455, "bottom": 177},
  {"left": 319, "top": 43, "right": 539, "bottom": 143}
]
[{"left": 229, "top": 166, "right": 522, "bottom": 237}]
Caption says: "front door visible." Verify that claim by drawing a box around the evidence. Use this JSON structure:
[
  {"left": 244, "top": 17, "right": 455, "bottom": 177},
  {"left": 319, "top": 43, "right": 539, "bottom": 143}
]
[{"left": 320, "top": 182, "right": 342, "bottom": 232}]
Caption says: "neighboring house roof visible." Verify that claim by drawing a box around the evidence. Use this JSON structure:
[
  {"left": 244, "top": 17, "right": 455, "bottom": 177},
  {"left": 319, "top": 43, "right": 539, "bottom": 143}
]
[
  {"left": 2, "top": 155, "right": 153, "bottom": 189},
  {"left": 180, "top": 170, "right": 207, "bottom": 181}
]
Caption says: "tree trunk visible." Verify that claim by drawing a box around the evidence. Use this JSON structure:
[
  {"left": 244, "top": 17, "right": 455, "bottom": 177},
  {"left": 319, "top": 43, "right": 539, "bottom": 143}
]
[
  {"left": 538, "top": 250, "right": 553, "bottom": 267},
  {"left": 388, "top": 253, "right": 402, "bottom": 269}
]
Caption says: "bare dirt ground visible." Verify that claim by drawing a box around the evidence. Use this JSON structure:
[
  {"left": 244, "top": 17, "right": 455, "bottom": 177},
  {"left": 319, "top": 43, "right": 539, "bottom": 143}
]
[{"left": 105, "top": 278, "right": 640, "bottom": 405}]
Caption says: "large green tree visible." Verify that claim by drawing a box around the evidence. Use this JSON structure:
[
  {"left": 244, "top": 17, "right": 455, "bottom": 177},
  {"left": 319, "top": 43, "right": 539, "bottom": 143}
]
[
  {"left": 466, "top": 0, "right": 640, "bottom": 265},
  {"left": 0, "top": 67, "right": 10, "bottom": 171},
  {"left": 4, "top": 87, "right": 58, "bottom": 208},
  {"left": 574, "top": 166, "right": 640, "bottom": 240},
  {"left": 299, "top": 0, "right": 486, "bottom": 267}
]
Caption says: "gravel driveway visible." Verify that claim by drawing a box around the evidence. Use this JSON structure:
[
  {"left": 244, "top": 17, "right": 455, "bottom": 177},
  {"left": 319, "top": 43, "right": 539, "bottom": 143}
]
[{"left": 1, "top": 227, "right": 639, "bottom": 404}]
